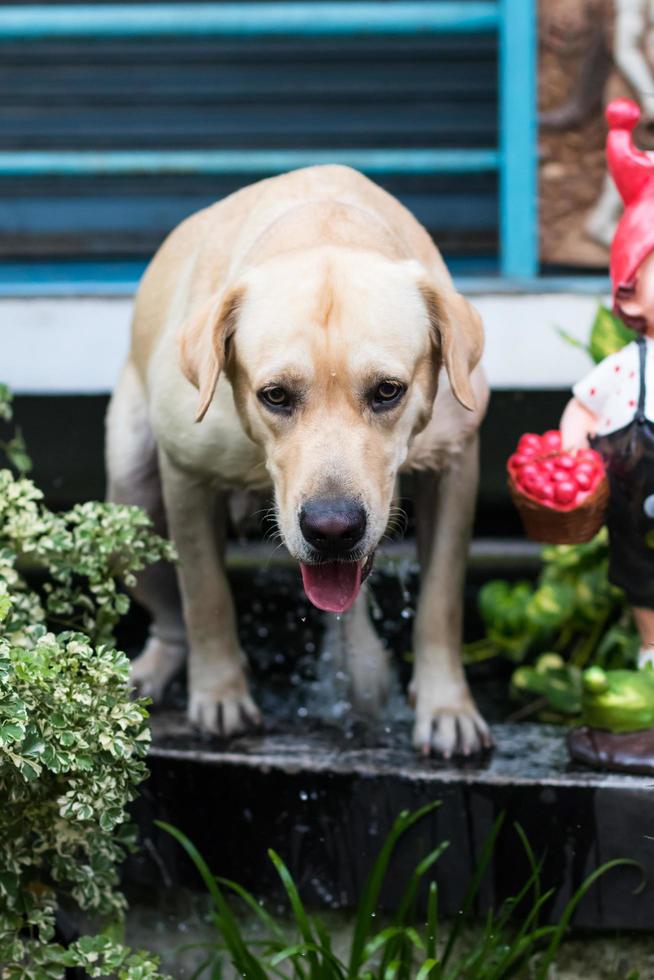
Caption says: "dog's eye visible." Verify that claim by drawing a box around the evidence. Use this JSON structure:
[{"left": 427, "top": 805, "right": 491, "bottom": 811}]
[
  {"left": 371, "top": 380, "right": 406, "bottom": 411},
  {"left": 259, "top": 385, "right": 292, "bottom": 412}
]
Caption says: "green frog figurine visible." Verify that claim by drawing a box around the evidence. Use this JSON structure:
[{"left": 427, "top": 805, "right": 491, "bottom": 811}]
[{"left": 568, "top": 665, "right": 654, "bottom": 774}]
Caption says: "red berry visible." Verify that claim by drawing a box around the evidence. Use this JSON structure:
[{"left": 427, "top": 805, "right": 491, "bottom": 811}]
[
  {"left": 519, "top": 462, "right": 540, "bottom": 481},
  {"left": 556, "top": 453, "right": 575, "bottom": 471},
  {"left": 578, "top": 449, "right": 602, "bottom": 466},
  {"left": 552, "top": 470, "right": 570, "bottom": 483},
  {"left": 541, "top": 482, "right": 555, "bottom": 501},
  {"left": 554, "top": 480, "right": 577, "bottom": 506},
  {"left": 541, "top": 459, "right": 556, "bottom": 473},
  {"left": 575, "top": 470, "right": 592, "bottom": 491},
  {"left": 509, "top": 452, "right": 530, "bottom": 471},
  {"left": 541, "top": 430, "right": 562, "bottom": 451},
  {"left": 522, "top": 472, "right": 545, "bottom": 496},
  {"left": 518, "top": 433, "right": 542, "bottom": 455}
]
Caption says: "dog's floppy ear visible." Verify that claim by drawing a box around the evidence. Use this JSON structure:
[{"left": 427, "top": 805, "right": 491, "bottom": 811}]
[
  {"left": 179, "top": 285, "right": 244, "bottom": 422},
  {"left": 418, "top": 281, "right": 484, "bottom": 412}
]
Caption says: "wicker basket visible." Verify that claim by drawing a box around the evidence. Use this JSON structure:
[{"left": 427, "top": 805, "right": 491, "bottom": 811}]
[{"left": 509, "top": 474, "right": 609, "bottom": 545}]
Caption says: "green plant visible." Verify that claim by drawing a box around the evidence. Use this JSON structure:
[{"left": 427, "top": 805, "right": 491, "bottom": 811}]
[
  {"left": 158, "top": 803, "right": 640, "bottom": 979},
  {"left": 470, "top": 532, "right": 640, "bottom": 721},
  {"left": 468, "top": 304, "right": 641, "bottom": 721},
  {"left": 556, "top": 303, "right": 637, "bottom": 368},
  {"left": 0, "top": 387, "right": 172, "bottom": 978}
]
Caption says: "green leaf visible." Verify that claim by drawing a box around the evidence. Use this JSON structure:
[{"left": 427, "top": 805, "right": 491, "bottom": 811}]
[
  {"left": 554, "top": 325, "right": 591, "bottom": 357},
  {"left": 0, "top": 721, "right": 24, "bottom": 743},
  {"left": 589, "top": 305, "right": 636, "bottom": 364},
  {"left": 535, "top": 859, "right": 644, "bottom": 979},
  {"left": 349, "top": 801, "right": 441, "bottom": 975},
  {"left": 4, "top": 430, "right": 32, "bottom": 474}
]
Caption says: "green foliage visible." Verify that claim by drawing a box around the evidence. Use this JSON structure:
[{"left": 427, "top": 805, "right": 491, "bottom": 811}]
[
  {"left": 0, "top": 468, "right": 174, "bottom": 648},
  {"left": 0, "top": 389, "right": 171, "bottom": 978},
  {"left": 159, "top": 805, "right": 639, "bottom": 979},
  {"left": 0, "top": 385, "right": 31, "bottom": 475},
  {"left": 505, "top": 302, "right": 639, "bottom": 718},
  {"left": 588, "top": 305, "right": 637, "bottom": 365},
  {"left": 467, "top": 531, "right": 638, "bottom": 722},
  {"left": 512, "top": 655, "right": 582, "bottom": 721},
  {"left": 556, "top": 303, "right": 636, "bottom": 367}
]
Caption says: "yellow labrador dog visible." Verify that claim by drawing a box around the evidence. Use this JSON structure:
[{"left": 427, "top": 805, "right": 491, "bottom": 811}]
[{"left": 106, "top": 165, "right": 491, "bottom": 757}]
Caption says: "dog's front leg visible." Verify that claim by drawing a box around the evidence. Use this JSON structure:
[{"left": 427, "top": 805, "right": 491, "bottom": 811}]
[
  {"left": 159, "top": 452, "right": 260, "bottom": 736},
  {"left": 343, "top": 587, "right": 391, "bottom": 716},
  {"left": 410, "top": 434, "right": 492, "bottom": 757}
]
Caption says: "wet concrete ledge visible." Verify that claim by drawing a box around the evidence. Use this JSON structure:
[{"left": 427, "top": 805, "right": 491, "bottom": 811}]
[{"left": 131, "top": 716, "right": 654, "bottom": 931}]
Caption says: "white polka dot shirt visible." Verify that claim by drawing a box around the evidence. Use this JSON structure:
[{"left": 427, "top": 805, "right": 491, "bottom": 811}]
[{"left": 573, "top": 339, "right": 654, "bottom": 436}]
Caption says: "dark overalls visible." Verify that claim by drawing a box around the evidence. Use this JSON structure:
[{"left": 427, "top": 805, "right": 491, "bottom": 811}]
[{"left": 591, "top": 337, "right": 654, "bottom": 608}]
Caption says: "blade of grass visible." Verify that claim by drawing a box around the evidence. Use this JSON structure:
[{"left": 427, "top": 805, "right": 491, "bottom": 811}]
[
  {"left": 440, "top": 812, "right": 505, "bottom": 973},
  {"left": 485, "top": 891, "right": 556, "bottom": 980},
  {"left": 188, "top": 953, "right": 219, "bottom": 980},
  {"left": 380, "top": 842, "right": 449, "bottom": 972},
  {"left": 426, "top": 881, "right": 439, "bottom": 964},
  {"left": 156, "top": 820, "right": 268, "bottom": 980},
  {"left": 492, "top": 925, "right": 558, "bottom": 979},
  {"left": 311, "top": 913, "right": 337, "bottom": 963},
  {"left": 217, "top": 876, "right": 289, "bottom": 945},
  {"left": 536, "top": 859, "right": 644, "bottom": 980},
  {"left": 268, "top": 848, "right": 321, "bottom": 976},
  {"left": 489, "top": 852, "right": 546, "bottom": 940},
  {"left": 348, "top": 801, "right": 441, "bottom": 976},
  {"left": 449, "top": 906, "right": 499, "bottom": 978},
  {"left": 415, "top": 960, "right": 440, "bottom": 980},
  {"left": 513, "top": 822, "right": 542, "bottom": 916},
  {"left": 270, "top": 942, "right": 347, "bottom": 976},
  {"left": 362, "top": 926, "right": 412, "bottom": 961}
]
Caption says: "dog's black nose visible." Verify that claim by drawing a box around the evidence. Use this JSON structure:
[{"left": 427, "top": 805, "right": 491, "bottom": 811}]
[{"left": 300, "top": 498, "right": 367, "bottom": 554}]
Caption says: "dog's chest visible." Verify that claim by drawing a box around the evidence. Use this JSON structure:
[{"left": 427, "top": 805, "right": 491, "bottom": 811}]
[{"left": 151, "top": 379, "right": 270, "bottom": 490}]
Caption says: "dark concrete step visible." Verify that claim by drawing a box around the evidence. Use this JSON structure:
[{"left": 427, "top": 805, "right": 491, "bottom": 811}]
[{"left": 130, "top": 715, "right": 654, "bottom": 932}]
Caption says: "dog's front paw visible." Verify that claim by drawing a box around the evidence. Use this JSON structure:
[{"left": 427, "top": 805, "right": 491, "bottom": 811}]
[
  {"left": 130, "top": 637, "right": 186, "bottom": 703},
  {"left": 411, "top": 686, "right": 493, "bottom": 759},
  {"left": 188, "top": 687, "right": 262, "bottom": 737}
]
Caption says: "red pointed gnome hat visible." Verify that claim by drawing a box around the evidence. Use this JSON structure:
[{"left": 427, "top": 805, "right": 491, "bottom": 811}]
[{"left": 607, "top": 99, "right": 654, "bottom": 297}]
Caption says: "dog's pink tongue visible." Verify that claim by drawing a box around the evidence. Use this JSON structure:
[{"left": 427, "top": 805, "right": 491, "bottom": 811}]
[{"left": 300, "top": 561, "right": 362, "bottom": 613}]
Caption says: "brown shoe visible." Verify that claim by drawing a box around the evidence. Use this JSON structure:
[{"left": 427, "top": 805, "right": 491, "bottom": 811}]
[{"left": 568, "top": 725, "right": 654, "bottom": 775}]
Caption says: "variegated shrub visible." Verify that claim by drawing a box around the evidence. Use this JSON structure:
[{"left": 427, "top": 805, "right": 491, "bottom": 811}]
[{"left": 0, "top": 385, "right": 173, "bottom": 979}]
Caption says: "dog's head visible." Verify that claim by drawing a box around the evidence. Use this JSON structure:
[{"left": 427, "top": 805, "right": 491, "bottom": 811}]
[{"left": 180, "top": 247, "right": 483, "bottom": 612}]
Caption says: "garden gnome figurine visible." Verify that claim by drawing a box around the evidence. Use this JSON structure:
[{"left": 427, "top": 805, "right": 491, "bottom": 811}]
[{"left": 562, "top": 98, "right": 654, "bottom": 770}]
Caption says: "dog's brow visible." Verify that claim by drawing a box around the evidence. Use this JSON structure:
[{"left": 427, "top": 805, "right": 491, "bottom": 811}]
[{"left": 257, "top": 368, "right": 310, "bottom": 389}]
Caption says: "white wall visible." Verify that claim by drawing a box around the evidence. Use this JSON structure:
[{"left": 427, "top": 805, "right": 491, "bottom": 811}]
[{"left": 0, "top": 292, "right": 608, "bottom": 394}]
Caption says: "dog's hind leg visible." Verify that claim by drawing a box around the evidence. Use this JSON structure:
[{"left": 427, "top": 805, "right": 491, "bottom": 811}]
[
  {"left": 343, "top": 587, "right": 390, "bottom": 717},
  {"left": 106, "top": 360, "right": 186, "bottom": 701},
  {"left": 410, "top": 434, "right": 492, "bottom": 757}
]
